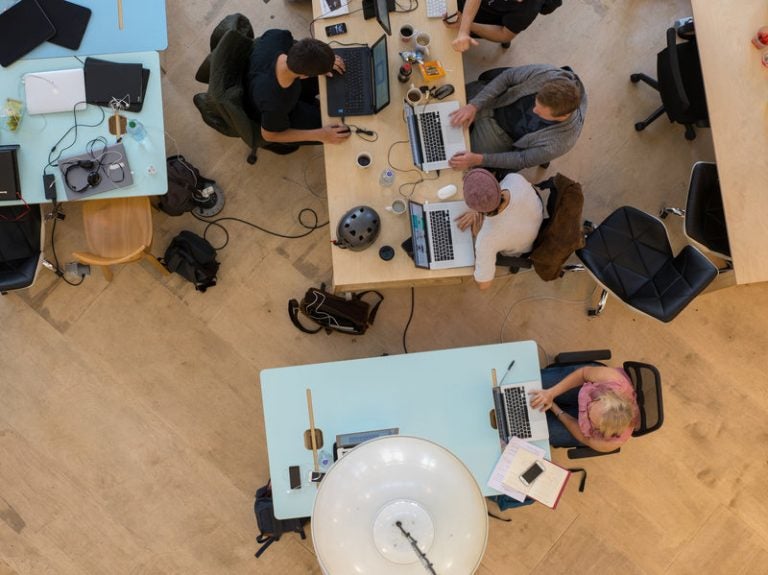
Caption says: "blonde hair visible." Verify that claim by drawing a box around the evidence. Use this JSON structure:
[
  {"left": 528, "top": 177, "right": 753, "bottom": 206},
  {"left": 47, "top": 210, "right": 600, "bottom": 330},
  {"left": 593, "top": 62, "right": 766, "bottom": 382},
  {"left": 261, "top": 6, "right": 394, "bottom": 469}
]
[{"left": 594, "top": 390, "right": 635, "bottom": 438}]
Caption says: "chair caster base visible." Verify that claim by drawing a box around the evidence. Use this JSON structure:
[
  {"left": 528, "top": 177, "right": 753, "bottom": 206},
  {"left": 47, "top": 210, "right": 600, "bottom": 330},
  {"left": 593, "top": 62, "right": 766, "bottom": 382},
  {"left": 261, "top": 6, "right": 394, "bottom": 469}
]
[
  {"left": 500, "top": 42, "right": 511, "bottom": 49},
  {"left": 635, "top": 122, "right": 646, "bottom": 132},
  {"left": 684, "top": 126, "right": 696, "bottom": 140},
  {"left": 630, "top": 73, "right": 642, "bottom": 83},
  {"left": 247, "top": 152, "right": 257, "bottom": 165}
]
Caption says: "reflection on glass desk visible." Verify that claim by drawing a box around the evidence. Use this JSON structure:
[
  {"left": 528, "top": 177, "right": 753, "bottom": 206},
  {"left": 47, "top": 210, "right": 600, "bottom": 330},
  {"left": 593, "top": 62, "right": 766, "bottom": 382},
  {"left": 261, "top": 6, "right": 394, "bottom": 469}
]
[{"left": 260, "top": 341, "right": 551, "bottom": 519}]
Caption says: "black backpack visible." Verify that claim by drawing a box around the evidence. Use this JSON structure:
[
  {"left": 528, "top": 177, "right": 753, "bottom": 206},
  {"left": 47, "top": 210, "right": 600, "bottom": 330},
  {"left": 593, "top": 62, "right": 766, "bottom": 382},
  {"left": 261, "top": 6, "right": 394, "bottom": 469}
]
[
  {"left": 288, "top": 283, "right": 384, "bottom": 335},
  {"left": 254, "top": 480, "right": 308, "bottom": 558},
  {"left": 540, "top": 0, "right": 562, "bottom": 15},
  {"left": 162, "top": 231, "right": 219, "bottom": 292},
  {"left": 158, "top": 155, "right": 216, "bottom": 216}
]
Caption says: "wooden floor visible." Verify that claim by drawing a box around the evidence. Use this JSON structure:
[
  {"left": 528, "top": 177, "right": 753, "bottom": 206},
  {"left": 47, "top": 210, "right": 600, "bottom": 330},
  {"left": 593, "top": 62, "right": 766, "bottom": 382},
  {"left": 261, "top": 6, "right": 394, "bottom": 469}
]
[{"left": 2, "top": 0, "right": 768, "bottom": 573}]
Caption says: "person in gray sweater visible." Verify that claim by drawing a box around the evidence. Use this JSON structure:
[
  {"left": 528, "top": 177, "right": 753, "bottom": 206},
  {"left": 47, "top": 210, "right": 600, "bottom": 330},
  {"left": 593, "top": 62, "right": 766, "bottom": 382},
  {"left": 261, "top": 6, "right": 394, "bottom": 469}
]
[{"left": 449, "top": 64, "right": 587, "bottom": 172}]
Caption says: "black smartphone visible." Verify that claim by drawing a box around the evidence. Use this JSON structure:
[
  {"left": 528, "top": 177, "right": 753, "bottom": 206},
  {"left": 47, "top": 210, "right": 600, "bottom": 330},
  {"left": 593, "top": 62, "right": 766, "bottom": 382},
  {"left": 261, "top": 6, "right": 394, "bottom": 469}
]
[
  {"left": 289, "top": 465, "right": 301, "bottom": 489},
  {"left": 325, "top": 22, "right": 347, "bottom": 37},
  {"left": 519, "top": 461, "right": 545, "bottom": 486}
]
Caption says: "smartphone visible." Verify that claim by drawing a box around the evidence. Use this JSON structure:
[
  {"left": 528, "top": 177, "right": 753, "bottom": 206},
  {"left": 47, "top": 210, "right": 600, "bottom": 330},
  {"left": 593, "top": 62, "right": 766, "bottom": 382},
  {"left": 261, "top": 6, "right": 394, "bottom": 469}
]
[
  {"left": 325, "top": 22, "right": 347, "bottom": 37},
  {"left": 519, "top": 461, "right": 545, "bottom": 486},
  {"left": 289, "top": 465, "right": 301, "bottom": 489}
]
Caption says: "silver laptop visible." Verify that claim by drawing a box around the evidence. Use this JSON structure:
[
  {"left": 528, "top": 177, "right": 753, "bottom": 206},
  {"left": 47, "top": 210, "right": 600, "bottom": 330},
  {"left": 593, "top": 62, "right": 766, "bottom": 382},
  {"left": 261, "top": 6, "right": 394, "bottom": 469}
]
[
  {"left": 59, "top": 142, "right": 134, "bottom": 200},
  {"left": 408, "top": 200, "right": 474, "bottom": 270},
  {"left": 24, "top": 68, "right": 87, "bottom": 115},
  {"left": 492, "top": 380, "right": 550, "bottom": 442},
  {"left": 404, "top": 100, "right": 466, "bottom": 172}
]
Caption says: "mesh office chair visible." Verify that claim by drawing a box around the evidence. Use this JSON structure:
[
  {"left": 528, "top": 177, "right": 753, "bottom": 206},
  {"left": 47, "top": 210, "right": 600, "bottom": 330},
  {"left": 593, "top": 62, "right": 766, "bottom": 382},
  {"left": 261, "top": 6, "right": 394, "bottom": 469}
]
[
  {"left": 0, "top": 205, "right": 44, "bottom": 294},
  {"left": 545, "top": 350, "right": 664, "bottom": 459},
  {"left": 573, "top": 206, "right": 718, "bottom": 322},
  {"left": 660, "top": 161, "right": 731, "bottom": 263},
  {"left": 630, "top": 26, "right": 708, "bottom": 140},
  {"left": 495, "top": 173, "right": 585, "bottom": 280}
]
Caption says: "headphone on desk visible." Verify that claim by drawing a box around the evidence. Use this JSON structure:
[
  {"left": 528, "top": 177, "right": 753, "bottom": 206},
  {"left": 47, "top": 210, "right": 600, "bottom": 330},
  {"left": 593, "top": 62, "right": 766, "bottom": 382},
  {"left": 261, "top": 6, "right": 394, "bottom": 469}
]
[{"left": 63, "top": 159, "right": 103, "bottom": 193}]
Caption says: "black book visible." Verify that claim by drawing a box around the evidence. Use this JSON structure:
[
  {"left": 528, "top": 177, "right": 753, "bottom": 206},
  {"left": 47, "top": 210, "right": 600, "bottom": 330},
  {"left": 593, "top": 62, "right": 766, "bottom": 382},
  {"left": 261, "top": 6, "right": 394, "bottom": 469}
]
[
  {"left": 0, "top": 145, "right": 22, "bottom": 202},
  {"left": 37, "top": 0, "right": 92, "bottom": 51},
  {"left": 84, "top": 57, "right": 145, "bottom": 110},
  {"left": 0, "top": 0, "right": 55, "bottom": 67}
]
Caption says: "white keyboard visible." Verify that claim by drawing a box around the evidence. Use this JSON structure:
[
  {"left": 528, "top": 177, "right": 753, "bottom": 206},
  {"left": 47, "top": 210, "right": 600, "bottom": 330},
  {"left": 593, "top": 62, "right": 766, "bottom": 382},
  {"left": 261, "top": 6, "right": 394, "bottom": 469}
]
[{"left": 426, "top": 0, "right": 447, "bottom": 18}]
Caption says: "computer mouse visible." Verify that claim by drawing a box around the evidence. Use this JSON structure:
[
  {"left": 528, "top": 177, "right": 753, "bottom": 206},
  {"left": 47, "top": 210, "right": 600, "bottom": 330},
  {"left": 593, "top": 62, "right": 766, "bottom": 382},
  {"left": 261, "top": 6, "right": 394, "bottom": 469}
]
[
  {"left": 437, "top": 184, "right": 457, "bottom": 200},
  {"left": 432, "top": 84, "right": 455, "bottom": 100}
]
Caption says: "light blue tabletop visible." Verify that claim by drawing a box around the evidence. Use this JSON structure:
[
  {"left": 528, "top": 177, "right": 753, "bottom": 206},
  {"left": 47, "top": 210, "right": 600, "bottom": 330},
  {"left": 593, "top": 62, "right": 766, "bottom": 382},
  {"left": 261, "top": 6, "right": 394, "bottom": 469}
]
[
  {"left": 0, "top": 0, "right": 167, "bottom": 59},
  {"left": 260, "top": 341, "right": 550, "bottom": 519},
  {"left": 0, "top": 51, "right": 167, "bottom": 204}
]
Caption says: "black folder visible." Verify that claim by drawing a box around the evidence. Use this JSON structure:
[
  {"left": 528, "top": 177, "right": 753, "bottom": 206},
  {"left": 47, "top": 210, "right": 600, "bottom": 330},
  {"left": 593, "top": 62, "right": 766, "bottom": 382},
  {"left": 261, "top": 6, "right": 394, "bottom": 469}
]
[
  {"left": 0, "top": 0, "right": 55, "bottom": 67},
  {"left": 84, "top": 57, "right": 148, "bottom": 111},
  {"left": 0, "top": 145, "right": 22, "bottom": 202},
  {"left": 37, "top": 0, "right": 92, "bottom": 51}
]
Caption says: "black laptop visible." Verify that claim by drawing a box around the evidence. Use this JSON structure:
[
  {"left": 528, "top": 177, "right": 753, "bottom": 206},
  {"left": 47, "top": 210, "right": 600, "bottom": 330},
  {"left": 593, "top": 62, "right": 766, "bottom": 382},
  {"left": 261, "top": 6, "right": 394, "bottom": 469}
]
[
  {"left": 0, "top": 0, "right": 55, "bottom": 67},
  {"left": 0, "top": 145, "right": 22, "bottom": 202},
  {"left": 326, "top": 35, "right": 390, "bottom": 117}
]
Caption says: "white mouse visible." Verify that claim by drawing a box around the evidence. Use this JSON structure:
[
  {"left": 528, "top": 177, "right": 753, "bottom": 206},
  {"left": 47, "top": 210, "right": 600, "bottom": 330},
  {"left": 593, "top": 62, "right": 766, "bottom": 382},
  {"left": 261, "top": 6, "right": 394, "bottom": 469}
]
[{"left": 437, "top": 184, "right": 457, "bottom": 200}]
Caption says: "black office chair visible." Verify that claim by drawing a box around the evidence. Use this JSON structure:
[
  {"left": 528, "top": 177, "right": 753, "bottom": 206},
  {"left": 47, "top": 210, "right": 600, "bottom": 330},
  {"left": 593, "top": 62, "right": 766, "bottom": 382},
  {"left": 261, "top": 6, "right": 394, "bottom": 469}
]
[
  {"left": 660, "top": 162, "right": 731, "bottom": 263},
  {"left": 630, "top": 26, "right": 708, "bottom": 140},
  {"left": 194, "top": 14, "right": 295, "bottom": 165},
  {"left": 495, "top": 173, "right": 585, "bottom": 280},
  {"left": 0, "top": 205, "right": 44, "bottom": 294},
  {"left": 544, "top": 350, "right": 664, "bottom": 459},
  {"left": 573, "top": 206, "right": 718, "bottom": 322}
]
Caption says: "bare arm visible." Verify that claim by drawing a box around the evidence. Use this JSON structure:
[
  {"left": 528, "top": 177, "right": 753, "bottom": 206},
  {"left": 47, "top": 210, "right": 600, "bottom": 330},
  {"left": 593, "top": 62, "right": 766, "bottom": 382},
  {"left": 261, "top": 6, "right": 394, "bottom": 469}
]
[
  {"left": 529, "top": 365, "right": 618, "bottom": 409},
  {"left": 451, "top": 0, "right": 482, "bottom": 52},
  {"left": 261, "top": 124, "right": 350, "bottom": 145}
]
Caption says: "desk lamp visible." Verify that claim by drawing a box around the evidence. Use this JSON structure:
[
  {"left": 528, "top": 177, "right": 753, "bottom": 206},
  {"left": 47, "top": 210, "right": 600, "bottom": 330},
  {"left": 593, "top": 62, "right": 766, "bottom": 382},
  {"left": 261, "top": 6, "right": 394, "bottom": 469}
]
[{"left": 312, "top": 436, "right": 488, "bottom": 574}]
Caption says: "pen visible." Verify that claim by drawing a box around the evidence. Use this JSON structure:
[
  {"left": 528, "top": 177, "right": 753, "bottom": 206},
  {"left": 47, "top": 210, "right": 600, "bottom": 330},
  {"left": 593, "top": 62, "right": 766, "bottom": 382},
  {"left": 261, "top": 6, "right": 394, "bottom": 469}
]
[{"left": 498, "top": 360, "right": 516, "bottom": 386}]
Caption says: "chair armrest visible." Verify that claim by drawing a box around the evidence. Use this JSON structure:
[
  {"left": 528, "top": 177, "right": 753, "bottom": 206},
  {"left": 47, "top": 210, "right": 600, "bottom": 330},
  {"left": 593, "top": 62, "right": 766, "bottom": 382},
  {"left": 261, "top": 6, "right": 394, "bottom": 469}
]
[
  {"left": 552, "top": 349, "right": 612, "bottom": 365},
  {"left": 666, "top": 26, "right": 690, "bottom": 110},
  {"left": 567, "top": 446, "right": 620, "bottom": 459}
]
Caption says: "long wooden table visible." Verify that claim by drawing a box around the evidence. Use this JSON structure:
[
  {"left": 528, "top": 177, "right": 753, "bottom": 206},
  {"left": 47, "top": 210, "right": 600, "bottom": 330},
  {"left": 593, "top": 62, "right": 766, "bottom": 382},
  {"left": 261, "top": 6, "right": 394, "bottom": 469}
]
[
  {"left": 690, "top": 0, "right": 768, "bottom": 285},
  {"left": 313, "top": 2, "right": 474, "bottom": 291}
]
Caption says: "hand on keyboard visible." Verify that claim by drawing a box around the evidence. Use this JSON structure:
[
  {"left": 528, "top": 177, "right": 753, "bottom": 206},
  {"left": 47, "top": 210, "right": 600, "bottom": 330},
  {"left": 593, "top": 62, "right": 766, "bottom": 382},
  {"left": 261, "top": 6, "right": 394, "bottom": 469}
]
[
  {"left": 322, "top": 124, "right": 352, "bottom": 144},
  {"left": 448, "top": 151, "right": 482, "bottom": 170},
  {"left": 528, "top": 389, "right": 556, "bottom": 412},
  {"left": 449, "top": 103, "right": 478, "bottom": 128},
  {"left": 455, "top": 211, "right": 482, "bottom": 235},
  {"left": 327, "top": 55, "right": 346, "bottom": 77}
]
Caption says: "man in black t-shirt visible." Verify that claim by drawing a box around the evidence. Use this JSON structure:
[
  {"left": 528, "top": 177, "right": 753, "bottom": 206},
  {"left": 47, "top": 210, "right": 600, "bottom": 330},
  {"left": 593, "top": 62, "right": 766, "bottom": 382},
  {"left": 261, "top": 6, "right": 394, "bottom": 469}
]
[
  {"left": 244, "top": 30, "right": 351, "bottom": 145},
  {"left": 446, "top": 0, "right": 545, "bottom": 52}
]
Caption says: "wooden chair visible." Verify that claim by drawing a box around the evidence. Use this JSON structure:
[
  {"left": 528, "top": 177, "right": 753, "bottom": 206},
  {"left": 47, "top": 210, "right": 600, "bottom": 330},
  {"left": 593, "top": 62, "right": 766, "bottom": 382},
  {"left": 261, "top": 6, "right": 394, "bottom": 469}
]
[{"left": 72, "top": 196, "right": 169, "bottom": 281}]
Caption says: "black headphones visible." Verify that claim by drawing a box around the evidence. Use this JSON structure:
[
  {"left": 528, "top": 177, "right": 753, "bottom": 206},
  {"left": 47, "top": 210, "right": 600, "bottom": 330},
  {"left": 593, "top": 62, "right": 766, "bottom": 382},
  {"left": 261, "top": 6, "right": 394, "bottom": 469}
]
[{"left": 64, "top": 159, "right": 102, "bottom": 193}]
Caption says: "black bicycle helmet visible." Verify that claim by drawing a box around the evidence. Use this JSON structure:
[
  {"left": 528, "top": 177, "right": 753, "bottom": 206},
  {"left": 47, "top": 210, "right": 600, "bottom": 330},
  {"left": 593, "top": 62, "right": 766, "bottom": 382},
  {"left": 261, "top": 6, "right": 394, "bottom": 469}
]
[{"left": 335, "top": 206, "right": 381, "bottom": 251}]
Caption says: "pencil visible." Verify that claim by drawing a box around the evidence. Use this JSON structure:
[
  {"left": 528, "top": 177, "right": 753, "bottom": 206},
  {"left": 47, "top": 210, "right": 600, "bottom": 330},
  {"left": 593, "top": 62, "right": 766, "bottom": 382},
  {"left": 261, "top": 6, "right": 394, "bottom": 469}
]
[
  {"left": 117, "top": 0, "right": 123, "bottom": 30},
  {"left": 306, "top": 389, "right": 319, "bottom": 476}
]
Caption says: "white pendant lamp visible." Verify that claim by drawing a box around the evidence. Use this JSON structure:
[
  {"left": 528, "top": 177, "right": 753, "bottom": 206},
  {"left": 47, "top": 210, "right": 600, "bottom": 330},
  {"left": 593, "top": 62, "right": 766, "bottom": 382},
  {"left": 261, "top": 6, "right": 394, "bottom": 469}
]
[{"left": 312, "top": 436, "right": 489, "bottom": 574}]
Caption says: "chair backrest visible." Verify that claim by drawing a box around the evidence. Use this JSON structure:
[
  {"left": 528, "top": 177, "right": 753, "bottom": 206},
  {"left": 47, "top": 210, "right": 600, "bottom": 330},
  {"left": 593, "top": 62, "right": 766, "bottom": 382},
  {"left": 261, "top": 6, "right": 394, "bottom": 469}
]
[
  {"left": 685, "top": 161, "right": 730, "bottom": 259},
  {"left": 658, "top": 27, "right": 707, "bottom": 123},
  {"left": 0, "top": 205, "right": 43, "bottom": 292},
  {"left": 623, "top": 361, "right": 664, "bottom": 436}
]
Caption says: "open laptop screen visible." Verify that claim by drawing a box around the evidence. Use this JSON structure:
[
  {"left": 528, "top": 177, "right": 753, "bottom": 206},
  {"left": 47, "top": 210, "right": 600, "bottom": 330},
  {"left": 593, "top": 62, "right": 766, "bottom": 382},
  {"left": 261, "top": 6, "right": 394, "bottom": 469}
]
[
  {"left": 371, "top": 35, "right": 390, "bottom": 113},
  {"left": 375, "top": 0, "right": 391, "bottom": 35},
  {"left": 408, "top": 201, "right": 430, "bottom": 269}
]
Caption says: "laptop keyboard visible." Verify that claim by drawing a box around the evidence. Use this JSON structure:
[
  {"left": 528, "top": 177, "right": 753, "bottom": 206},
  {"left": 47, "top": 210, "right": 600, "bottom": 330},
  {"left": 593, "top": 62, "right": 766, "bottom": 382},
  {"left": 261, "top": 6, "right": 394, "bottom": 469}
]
[
  {"left": 340, "top": 49, "right": 366, "bottom": 115},
  {"left": 417, "top": 111, "right": 447, "bottom": 163},
  {"left": 503, "top": 386, "right": 533, "bottom": 439},
  {"left": 428, "top": 209, "right": 454, "bottom": 261}
]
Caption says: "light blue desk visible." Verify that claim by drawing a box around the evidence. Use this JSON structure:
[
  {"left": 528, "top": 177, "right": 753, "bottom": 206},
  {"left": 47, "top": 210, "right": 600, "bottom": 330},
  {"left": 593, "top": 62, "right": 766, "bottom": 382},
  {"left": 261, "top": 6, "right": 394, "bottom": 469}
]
[
  {"left": 0, "top": 51, "right": 167, "bottom": 204},
  {"left": 0, "top": 0, "right": 167, "bottom": 59},
  {"left": 260, "top": 341, "right": 550, "bottom": 519}
]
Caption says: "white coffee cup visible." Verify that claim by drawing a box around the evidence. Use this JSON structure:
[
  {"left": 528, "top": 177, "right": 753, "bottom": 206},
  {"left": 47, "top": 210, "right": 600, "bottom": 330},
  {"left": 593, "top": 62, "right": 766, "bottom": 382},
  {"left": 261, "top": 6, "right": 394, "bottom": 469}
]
[
  {"left": 415, "top": 31, "right": 431, "bottom": 49},
  {"left": 405, "top": 85, "right": 424, "bottom": 106},
  {"left": 385, "top": 198, "right": 407, "bottom": 215},
  {"left": 356, "top": 151, "right": 373, "bottom": 168},
  {"left": 400, "top": 24, "right": 414, "bottom": 43}
]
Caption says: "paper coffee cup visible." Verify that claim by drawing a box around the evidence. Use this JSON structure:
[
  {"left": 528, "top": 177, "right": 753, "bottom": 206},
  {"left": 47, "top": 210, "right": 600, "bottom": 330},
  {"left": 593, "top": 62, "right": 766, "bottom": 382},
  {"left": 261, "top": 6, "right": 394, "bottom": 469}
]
[
  {"left": 400, "top": 24, "right": 414, "bottom": 42},
  {"left": 405, "top": 86, "right": 423, "bottom": 106},
  {"left": 356, "top": 152, "right": 373, "bottom": 168}
]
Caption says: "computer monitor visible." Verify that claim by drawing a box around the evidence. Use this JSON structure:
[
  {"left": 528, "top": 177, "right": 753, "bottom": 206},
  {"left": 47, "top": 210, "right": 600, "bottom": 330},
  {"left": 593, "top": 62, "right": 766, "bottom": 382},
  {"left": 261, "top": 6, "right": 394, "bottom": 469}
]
[{"left": 363, "top": 0, "right": 392, "bottom": 36}]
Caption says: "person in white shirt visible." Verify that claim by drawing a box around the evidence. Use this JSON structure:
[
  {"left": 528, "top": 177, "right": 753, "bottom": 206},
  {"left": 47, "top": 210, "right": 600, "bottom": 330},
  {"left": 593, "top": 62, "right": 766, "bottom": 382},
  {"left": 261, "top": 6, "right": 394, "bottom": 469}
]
[{"left": 455, "top": 168, "right": 543, "bottom": 289}]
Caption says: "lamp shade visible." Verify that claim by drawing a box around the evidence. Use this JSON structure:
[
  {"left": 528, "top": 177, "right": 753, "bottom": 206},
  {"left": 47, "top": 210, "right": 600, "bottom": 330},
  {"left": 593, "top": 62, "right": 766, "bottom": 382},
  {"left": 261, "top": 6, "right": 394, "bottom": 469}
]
[{"left": 312, "top": 436, "right": 488, "bottom": 574}]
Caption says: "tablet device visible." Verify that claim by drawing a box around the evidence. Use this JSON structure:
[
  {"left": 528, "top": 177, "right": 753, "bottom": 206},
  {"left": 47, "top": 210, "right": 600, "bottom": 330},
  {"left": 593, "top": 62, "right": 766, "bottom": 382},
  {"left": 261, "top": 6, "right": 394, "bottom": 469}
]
[
  {"left": 36, "top": 0, "right": 92, "bottom": 51},
  {"left": 0, "top": 0, "right": 56, "bottom": 67}
]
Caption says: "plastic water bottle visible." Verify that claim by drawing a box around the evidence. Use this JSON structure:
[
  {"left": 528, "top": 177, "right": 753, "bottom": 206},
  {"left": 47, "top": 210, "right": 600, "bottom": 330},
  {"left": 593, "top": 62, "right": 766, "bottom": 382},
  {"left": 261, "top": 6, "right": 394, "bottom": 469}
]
[
  {"left": 379, "top": 168, "right": 395, "bottom": 187},
  {"left": 126, "top": 119, "right": 147, "bottom": 142}
]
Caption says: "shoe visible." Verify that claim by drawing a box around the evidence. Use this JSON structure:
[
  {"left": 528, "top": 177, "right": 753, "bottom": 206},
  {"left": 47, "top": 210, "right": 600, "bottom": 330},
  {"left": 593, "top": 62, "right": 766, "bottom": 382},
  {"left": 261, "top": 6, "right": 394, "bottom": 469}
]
[{"left": 264, "top": 143, "right": 300, "bottom": 155}]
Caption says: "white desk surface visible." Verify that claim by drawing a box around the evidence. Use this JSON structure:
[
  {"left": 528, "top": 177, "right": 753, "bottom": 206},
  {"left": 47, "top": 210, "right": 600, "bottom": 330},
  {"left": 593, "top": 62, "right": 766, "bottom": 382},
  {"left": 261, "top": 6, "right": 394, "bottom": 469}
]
[
  {"left": 0, "top": 0, "right": 168, "bottom": 59},
  {"left": 0, "top": 51, "right": 167, "bottom": 204},
  {"left": 690, "top": 0, "right": 768, "bottom": 285},
  {"left": 260, "top": 341, "right": 550, "bottom": 519},
  {"left": 312, "top": 3, "right": 474, "bottom": 292}
]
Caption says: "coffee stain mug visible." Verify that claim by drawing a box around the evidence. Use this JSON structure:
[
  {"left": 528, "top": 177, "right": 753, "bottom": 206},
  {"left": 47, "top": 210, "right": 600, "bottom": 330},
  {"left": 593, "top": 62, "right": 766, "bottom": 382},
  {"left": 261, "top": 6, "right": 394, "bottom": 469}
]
[{"left": 385, "top": 198, "right": 407, "bottom": 215}]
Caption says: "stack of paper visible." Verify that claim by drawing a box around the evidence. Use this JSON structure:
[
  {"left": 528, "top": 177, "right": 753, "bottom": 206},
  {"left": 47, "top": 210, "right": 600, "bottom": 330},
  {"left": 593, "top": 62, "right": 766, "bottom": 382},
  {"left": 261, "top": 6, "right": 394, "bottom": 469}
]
[{"left": 487, "top": 437, "right": 571, "bottom": 509}]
